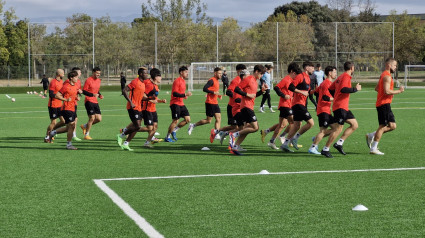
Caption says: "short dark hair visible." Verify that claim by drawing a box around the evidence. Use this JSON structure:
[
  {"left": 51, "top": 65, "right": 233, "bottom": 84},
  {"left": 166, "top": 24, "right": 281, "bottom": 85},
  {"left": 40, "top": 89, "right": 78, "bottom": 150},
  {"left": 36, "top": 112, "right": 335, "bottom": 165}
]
[
  {"left": 150, "top": 68, "right": 161, "bottom": 79},
  {"left": 287, "top": 62, "right": 301, "bottom": 74},
  {"left": 72, "top": 67, "right": 81, "bottom": 71},
  {"left": 324, "top": 66, "right": 336, "bottom": 77},
  {"left": 254, "top": 65, "right": 266, "bottom": 74},
  {"left": 316, "top": 63, "right": 321, "bottom": 68},
  {"left": 302, "top": 61, "right": 314, "bottom": 69},
  {"left": 68, "top": 71, "right": 78, "bottom": 79},
  {"left": 385, "top": 57, "right": 396, "bottom": 65},
  {"left": 42, "top": 74, "right": 46, "bottom": 77},
  {"left": 179, "top": 66, "right": 188, "bottom": 73},
  {"left": 265, "top": 64, "right": 273, "bottom": 70},
  {"left": 344, "top": 61, "right": 354, "bottom": 71},
  {"left": 138, "top": 67, "right": 147, "bottom": 75},
  {"left": 92, "top": 66, "right": 101, "bottom": 72},
  {"left": 214, "top": 67, "right": 222, "bottom": 72},
  {"left": 236, "top": 64, "right": 246, "bottom": 71}
]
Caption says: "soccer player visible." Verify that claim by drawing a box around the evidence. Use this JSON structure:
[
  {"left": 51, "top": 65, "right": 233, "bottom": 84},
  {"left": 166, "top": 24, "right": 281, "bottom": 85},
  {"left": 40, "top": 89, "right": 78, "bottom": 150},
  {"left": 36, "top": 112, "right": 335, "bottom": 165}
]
[
  {"left": 117, "top": 67, "right": 149, "bottom": 151},
  {"left": 366, "top": 58, "right": 404, "bottom": 155},
  {"left": 280, "top": 62, "right": 314, "bottom": 153},
  {"left": 214, "top": 64, "right": 247, "bottom": 143},
  {"left": 51, "top": 67, "right": 83, "bottom": 142},
  {"left": 261, "top": 62, "right": 301, "bottom": 150},
  {"left": 229, "top": 65, "right": 267, "bottom": 155},
  {"left": 44, "top": 69, "right": 65, "bottom": 143},
  {"left": 47, "top": 71, "right": 80, "bottom": 150},
  {"left": 308, "top": 66, "right": 339, "bottom": 158},
  {"left": 259, "top": 64, "right": 275, "bottom": 113},
  {"left": 80, "top": 67, "right": 103, "bottom": 140},
  {"left": 328, "top": 61, "right": 362, "bottom": 155},
  {"left": 165, "top": 66, "right": 192, "bottom": 142},
  {"left": 141, "top": 68, "right": 166, "bottom": 148},
  {"left": 40, "top": 74, "right": 49, "bottom": 98},
  {"left": 188, "top": 67, "right": 223, "bottom": 142}
]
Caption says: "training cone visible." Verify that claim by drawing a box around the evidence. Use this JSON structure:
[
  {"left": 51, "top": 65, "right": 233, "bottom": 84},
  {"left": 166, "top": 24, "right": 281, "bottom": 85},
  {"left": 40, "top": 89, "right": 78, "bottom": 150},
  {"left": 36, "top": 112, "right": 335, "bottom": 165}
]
[
  {"left": 201, "top": 147, "right": 210, "bottom": 151},
  {"left": 352, "top": 204, "right": 368, "bottom": 211},
  {"left": 154, "top": 132, "right": 160, "bottom": 136},
  {"left": 258, "top": 170, "right": 270, "bottom": 174}
]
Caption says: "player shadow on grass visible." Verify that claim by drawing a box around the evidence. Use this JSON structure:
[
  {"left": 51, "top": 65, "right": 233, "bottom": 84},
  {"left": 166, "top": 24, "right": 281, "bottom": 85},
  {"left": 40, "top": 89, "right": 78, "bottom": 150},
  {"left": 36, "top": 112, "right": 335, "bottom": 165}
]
[{"left": 0, "top": 137, "right": 40, "bottom": 143}]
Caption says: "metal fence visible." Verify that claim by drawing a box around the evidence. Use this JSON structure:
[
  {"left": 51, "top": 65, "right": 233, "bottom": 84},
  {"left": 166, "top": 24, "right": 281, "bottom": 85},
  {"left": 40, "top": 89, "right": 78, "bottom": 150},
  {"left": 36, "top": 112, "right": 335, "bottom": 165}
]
[{"left": 2, "top": 21, "right": 397, "bottom": 87}]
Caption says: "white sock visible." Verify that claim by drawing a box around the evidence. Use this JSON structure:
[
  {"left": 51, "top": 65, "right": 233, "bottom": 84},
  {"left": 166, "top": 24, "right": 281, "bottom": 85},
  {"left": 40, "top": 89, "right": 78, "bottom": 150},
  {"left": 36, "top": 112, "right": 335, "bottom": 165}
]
[
  {"left": 214, "top": 129, "right": 219, "bottom": 134},
  {"left": 67, "top": 141, "right": 72, "bottom": 146},
  {"left": 337, "top": 138, "right": 344, "bottom": 145},
  {"left": 323, "top": 146, "right": 330, "bottom": 151},
  {"left": 123, "top": 141, "right": 129, "bottom": 146},
  {"left": 166, "top": 133, "right": 171, "bottom": 138},
  {"left": 122, "top": 127, "right": 128, "bottom": 133},
  {"left": 310, "top": 144, "right": 317, "bottom": 150},
  {"left": 45, "top": 135, "right": 49, "bottom": 139},
  {"left": 73, "top": 131, "right": 77, "bottom": 137},
  {"left": 234, "top": 131, "right": 240, "bottom": 137},
  {"left": 173, "top": 127, "right": 180, "bottom": 133},
  {"left": 371, "top": 141, "right": 379, "bottom": 151},
  {"left": 265, "top": 129, "right": 271, "bottom": 134},
  {"left": 294, "top": 133, "right": 301, "bottom": 140},
  {"left": 120, "top": 132, "right": 126, "bottom": 138},
  {"left": 283, "top": 138, "right": 290, "bottom": 146},
  {"left": 50, "top": 130, "right": 57, "bottom": 136},
  {"left": 369, "top": 131, "right": 376, "bottom": 137}
]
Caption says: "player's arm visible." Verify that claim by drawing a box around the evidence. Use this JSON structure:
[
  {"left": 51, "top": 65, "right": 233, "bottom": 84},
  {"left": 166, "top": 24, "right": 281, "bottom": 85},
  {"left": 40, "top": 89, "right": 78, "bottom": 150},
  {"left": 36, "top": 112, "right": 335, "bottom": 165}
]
[
  {"left": 288, "top": 83, "right": 308, "bottom": 97},
  {"left": 340, "top": 84, "right": 361, "bottom": 93},
  {"left": 122, "top": 85, "right": 136, "bottom": 108},
  {"left": 203, "top": 80, "right": 215, "bottom": 94},
  {"left": 55, "top": 91, "right": 70, "bottom": 102},
  {"left": 274, "top": 86, "right": 291, "bottom": 100},
  {"left": 383, "top": 76, "right": 404, "bottom": 95}
]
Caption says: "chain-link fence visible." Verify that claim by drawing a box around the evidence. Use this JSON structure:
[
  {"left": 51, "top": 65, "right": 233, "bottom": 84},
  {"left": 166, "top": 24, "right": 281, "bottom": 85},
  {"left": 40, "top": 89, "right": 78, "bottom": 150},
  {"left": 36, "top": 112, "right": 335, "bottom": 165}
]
[{"left": 2, "top": 21, "right": 397, "bottom": 87}]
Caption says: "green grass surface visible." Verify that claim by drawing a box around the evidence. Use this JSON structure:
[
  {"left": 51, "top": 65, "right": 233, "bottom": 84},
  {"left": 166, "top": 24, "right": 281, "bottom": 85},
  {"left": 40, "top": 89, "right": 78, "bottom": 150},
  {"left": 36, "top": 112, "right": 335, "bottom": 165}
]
[{"left": 1, "top": 86, "right": 425, "bottom": 237}]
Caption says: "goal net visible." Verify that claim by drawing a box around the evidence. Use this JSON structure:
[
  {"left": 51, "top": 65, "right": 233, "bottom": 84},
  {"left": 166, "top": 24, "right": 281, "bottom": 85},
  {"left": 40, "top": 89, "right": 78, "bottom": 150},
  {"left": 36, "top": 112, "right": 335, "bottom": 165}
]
[
  {"left": 189, "top": 62, "right": 274, "bottom": 91},
  {"left": 404, "top": 65, "right": 425, "bottom": 89}
]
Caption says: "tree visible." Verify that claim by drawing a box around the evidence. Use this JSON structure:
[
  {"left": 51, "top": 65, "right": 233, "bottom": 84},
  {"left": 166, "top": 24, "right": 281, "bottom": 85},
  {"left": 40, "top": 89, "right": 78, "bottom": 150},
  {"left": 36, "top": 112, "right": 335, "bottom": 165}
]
[
  {"left": 0, "top": 0, "right": 10, "bottom": 65},
  {"left": 271, "top": 1, "right": 334, "bottom": 23},
  {"left": 356, "top": 0, "right": 380, "bottom": 22},
  {"left": 218, "top": 17, "right": 249, "bottom": 62},
  {"left": 4, "top": 8, "right": 28, "bottom": 66},
  {"left": 386, "top": 11, "right": 425, "bottom": 64}
]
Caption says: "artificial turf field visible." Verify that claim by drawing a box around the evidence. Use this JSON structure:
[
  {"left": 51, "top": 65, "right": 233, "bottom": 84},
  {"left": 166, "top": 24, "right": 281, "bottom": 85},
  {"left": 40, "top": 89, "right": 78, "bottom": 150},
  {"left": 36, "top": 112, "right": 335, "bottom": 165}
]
[{"left": 1, "top": 86, "right": 425, "bottom": 237}]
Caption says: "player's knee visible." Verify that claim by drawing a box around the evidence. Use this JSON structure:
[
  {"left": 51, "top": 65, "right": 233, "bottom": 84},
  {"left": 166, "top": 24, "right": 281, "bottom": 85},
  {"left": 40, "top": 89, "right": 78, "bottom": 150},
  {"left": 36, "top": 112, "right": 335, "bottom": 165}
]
[{"left": 389, "top": 123, "right": 396, "bottom": 131}]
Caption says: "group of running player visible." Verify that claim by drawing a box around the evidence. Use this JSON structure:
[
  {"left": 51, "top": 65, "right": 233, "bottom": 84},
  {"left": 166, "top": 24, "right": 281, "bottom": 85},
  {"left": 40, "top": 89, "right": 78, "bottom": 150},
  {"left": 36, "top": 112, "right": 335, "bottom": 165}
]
[{"left": 44, "top": 58, "right": 403, "bottom": 156}]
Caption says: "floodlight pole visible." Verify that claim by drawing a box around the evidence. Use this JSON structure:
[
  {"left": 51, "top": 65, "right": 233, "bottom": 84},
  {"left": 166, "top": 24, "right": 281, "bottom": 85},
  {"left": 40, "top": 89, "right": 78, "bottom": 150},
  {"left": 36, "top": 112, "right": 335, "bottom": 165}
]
[
  {"left": 28, "top": 22, "right": 31, "bottom": 87},
  {"left": 335, "top": 22, "right": 338, "bottom": 69},
  {"left": 155, "top": 22, "right": 158, "bottom": 67},
  {"left": 216, "top": 23, "right": 219, "bottom": 66},
  {"left": 276, "top": 22, "right": 279, "bottom": 80},
  {"left": 392, "top": 22, "right": 395, "bottom": 58},
  {"left": 92, "top": 22, "right": 95, "bottom": 68}
]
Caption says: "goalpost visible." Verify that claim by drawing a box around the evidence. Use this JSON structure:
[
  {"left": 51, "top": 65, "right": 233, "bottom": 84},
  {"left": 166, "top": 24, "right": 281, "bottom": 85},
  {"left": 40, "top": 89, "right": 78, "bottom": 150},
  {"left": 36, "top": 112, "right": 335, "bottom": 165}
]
[
  {"left": 189, "top": 62, "right": 274, "bottom": 91},
  {"left": 404, "top": 65, "right": 425, "bottom": 89}
]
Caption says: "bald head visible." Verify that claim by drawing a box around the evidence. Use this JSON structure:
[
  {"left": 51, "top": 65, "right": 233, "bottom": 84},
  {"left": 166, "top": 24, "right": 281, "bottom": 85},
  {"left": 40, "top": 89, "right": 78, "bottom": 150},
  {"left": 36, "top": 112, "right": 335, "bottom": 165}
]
[{"left": 56, "top": 69, "right": 65, "bottom": 79}]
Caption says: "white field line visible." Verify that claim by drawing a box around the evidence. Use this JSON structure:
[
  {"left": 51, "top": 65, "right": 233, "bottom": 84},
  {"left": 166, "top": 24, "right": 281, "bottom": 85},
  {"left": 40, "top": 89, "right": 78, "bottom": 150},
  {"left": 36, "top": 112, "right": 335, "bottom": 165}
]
[
  {"left": 94, "top": 167, "right": 425, "bottom": 237},
  {"left": 93, "top": 179, "right": 164, "bottom": 238}
]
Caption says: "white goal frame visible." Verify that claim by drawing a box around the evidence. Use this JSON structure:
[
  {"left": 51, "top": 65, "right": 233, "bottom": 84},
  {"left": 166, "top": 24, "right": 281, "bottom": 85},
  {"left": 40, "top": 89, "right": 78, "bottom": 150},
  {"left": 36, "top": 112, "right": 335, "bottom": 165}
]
[
  {"left": 404, "top": 65, "right": 425, "bottom": 89},
  {"left": 189, "top": 62, "right": 274, "bottom": 91}
]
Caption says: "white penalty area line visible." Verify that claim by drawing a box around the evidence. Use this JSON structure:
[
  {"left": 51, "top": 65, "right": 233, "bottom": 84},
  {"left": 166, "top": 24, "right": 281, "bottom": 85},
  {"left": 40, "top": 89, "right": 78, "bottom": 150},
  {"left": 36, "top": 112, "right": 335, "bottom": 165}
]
[{"left": 93, "top": 166, "right": 425, "bottom": 237}]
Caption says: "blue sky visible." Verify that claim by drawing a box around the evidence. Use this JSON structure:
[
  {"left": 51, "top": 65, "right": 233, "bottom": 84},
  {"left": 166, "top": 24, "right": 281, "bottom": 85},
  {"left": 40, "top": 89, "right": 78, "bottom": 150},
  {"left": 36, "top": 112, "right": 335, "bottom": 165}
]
[{"left": 4, "top": 0, "right": 425, "bottom": 23}]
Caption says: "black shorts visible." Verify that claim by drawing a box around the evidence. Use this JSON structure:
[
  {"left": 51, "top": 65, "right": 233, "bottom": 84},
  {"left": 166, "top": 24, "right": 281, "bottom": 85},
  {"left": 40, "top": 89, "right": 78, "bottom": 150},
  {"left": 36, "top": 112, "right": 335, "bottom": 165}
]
[
  {"left": 233, "top": 112, "right": 245, "bottom": 127},
  {"left": 227, "top": 104, "right": 235, "bottom": 125},
  {"left": 318, "top": 112, "right": 335, "bottom": 128},
  {"left": 205, "top": 103, "right": 221, "bottom": 117},
  {"left": 62, "top": 110, "right": 76, "bottom": 124},
  {"left": 170, "top": 104, "right": 190, "bottom": 119},
  {"left": 279, "top": 107, "right": 293, "bottom": 119},
  {"left": 127, "top": 109, "right": 142, "bottom": 124},
  {"left": 333, "top": 108, "right": 355, "bottom": 125},
  {"left": 292, "top": 104, "right": 312, "bottom": 122},
  {"left": 75, "top": 105, "right": 78, "bottom": 118},
  {"left": 43, "top": 85, "right": 48, "bottom": 91},
  {"left": 85, "top": 101, "right": 101, "bottom": 115},
  {"left": 377, "top": 104, "right": 395, "bottom": 125},
  {"left": 241, "top": 107, "right": 257, "bottom": 123},
  {"left": 143, "top": 111, "right": 158, "bottom": 126},
  {"left": 48, "top": 107, "right": 62, "bottom": 119}
]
